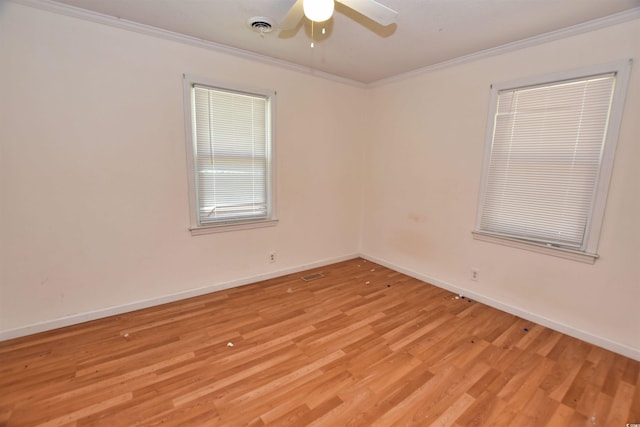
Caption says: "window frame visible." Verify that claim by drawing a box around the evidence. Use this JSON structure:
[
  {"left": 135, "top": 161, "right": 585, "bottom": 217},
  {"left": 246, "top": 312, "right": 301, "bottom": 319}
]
[
  {"left": 183, "top": 74, "right": 277, "bottom": 235},
  {"left": 473, "top": 59, "right": 632, "bottom": 263}
]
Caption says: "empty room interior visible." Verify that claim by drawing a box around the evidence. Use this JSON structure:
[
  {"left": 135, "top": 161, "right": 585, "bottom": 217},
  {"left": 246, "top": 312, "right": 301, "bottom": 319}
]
[{"left": 1, "top": 0, "right": 639, "bottom": 425}]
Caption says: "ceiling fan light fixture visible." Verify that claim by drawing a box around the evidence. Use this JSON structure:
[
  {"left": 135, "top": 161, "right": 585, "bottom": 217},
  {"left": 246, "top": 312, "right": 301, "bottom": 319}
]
[{"left": 303, "top": 0, "right": 334, "bottom": 23}]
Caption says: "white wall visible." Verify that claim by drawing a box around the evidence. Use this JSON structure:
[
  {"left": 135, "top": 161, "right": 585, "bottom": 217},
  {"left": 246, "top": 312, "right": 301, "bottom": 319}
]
[
  {"left": 1, "top": 2, "right": 638, "bottom": 360},
  {"left": 361, "top": 19, "right": 640, "bottom": 358},
  {"left": 0, "top": 2, "right": 365, "bottom": 335}
]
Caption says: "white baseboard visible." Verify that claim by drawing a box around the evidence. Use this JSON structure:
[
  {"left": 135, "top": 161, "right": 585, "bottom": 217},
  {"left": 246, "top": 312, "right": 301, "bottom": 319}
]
[
  {"left": 360, "top": 253, "right": 640, "bottom": 362},
  {"left": 4, "top": 252, "right": 638, "bottom": 361},
  {"left": 0, "top": 253, "right": 359, "bottom": 342}
]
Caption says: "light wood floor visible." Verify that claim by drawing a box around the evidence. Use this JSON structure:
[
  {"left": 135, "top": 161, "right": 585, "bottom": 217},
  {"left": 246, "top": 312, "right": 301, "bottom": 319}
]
[{"left": 1, "top": 258, "right": 638, "bottom": 426}]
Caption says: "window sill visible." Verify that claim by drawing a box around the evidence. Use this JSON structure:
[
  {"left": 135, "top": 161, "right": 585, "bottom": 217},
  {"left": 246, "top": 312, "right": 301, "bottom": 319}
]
[
  {"left": 190, "top": 218, "right": 278, "bottom": 236},
  {"left": 472, "top": 231, "right": 598, "bottom": 264}
]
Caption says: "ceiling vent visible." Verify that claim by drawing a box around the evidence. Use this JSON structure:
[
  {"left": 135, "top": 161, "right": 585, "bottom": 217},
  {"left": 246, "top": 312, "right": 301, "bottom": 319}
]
[{"left": 248, "top": 17, "right": 274, "bottom": 35}]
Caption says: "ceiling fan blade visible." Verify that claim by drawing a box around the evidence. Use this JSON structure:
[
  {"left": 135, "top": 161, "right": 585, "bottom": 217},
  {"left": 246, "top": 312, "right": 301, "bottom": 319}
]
[
  {"left": 279, "top": 0, "right": 305, "bottom": 30},
  {"left": 337, "top": 0, "right": 398, "bottom": 26}
]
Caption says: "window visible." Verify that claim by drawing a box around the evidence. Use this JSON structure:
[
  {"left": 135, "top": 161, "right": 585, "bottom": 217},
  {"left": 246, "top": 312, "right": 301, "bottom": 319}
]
[
  {"left": 474, "top": 60, "right": 631, "bottom": 263},
  {"left": 183, "top": 75, "right": 277, "bottom": 234}
]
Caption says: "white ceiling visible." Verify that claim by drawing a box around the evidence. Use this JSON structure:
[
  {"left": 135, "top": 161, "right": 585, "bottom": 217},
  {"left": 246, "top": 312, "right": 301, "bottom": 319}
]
[{"left": 37, "top": 0, "right": 640, "bottom": 84}]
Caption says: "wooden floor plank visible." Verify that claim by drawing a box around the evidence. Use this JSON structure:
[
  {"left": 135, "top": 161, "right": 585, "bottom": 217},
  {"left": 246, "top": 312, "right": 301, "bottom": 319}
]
[{"left": 1, "top": 258, "right": 638, "bottom": 426}]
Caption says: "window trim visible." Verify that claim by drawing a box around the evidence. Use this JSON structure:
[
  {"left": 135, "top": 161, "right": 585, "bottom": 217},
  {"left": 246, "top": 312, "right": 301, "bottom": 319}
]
[
  {"left": 473, "top": 59, "right": 632, "bottom": 262},
  {"left": 183, "top": 74, "right": 277, "bottom": 235}
]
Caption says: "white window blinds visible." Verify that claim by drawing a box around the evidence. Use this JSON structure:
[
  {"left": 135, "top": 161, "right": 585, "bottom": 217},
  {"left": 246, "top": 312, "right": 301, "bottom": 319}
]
[
  {"left": 478, "top": 74, "right": 616, "bottom": 250},
  {"left": 192, "top": 85, "right": 270, "bottom": 225}
]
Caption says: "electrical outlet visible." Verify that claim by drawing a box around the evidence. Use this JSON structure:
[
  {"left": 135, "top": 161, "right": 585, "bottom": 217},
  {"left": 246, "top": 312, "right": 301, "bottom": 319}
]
[
  {"left": 269, "top": 252, "right": 276, "bottom": 263},
  {"left": 471, "top": 268, "right": 479, "bottom": 281}
]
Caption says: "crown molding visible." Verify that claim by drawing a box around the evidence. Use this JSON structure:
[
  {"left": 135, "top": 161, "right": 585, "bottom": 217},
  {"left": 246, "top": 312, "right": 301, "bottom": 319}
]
[
  {"left": 9, "top": 0, "right": 368, "bottom": 88},
  {"left": 370, "top": 7, "right": 640, "bottom": 87},
  {"left": 9, "top": 0, "right": 640, "bottom": 88}
]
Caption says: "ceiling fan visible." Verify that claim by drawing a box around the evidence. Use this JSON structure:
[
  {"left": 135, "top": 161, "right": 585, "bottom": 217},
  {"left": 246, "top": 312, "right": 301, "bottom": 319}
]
[{"left": 280, "top": 0, "right": 398, "bottom": 30}]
